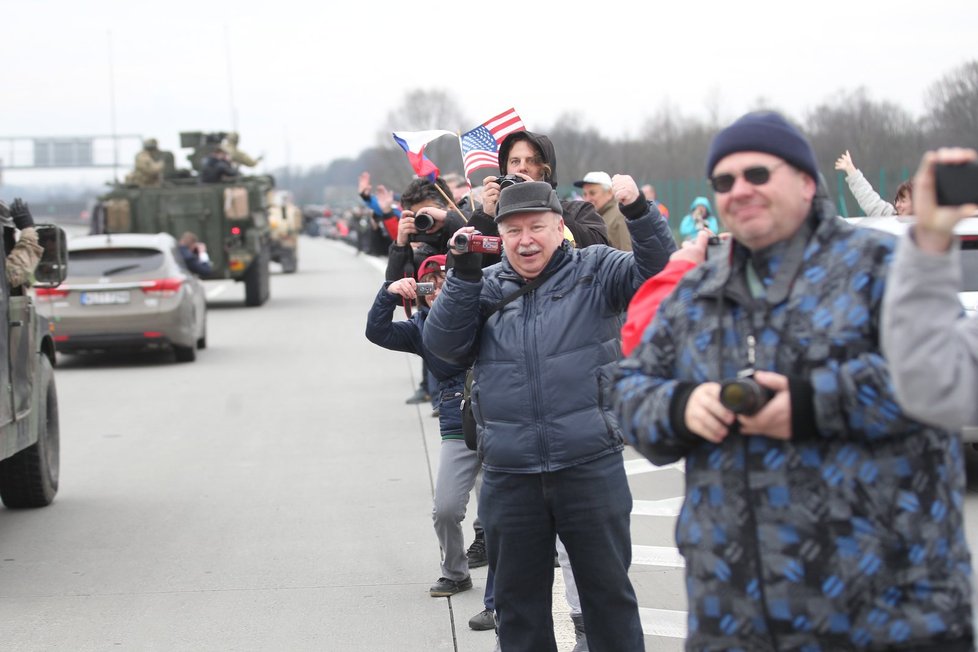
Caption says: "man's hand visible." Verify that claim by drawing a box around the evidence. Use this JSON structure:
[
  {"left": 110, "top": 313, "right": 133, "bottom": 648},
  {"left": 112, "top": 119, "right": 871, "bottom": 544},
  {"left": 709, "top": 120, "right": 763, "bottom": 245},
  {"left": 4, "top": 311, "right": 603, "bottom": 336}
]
[
  {"left": 834, "top": 150, "right": 856, "bottom": 176},
  {"left": 912, "top": 147, "right": 978, "bottom": 253},
  {"left": 396, "top": 212, "right": 417, "bottom": 246},
  {"left": 611, "top": 174, "right": 639, "bottom": 206},
  {"left": 376, "top": 185, "right": 395, "bottom": 213},
  {"left": 670, "top": 230, "right": 710, "bottom": 265},
  {"left": 358, "top": 171, "right": 371, "bottom": 196},
  {"left": 387, "top": 277, "right": 420, "bottom": 301},
  {"left": 684, "top": 382, "right": 736, "bottom": 443},
  {"left": 10, "top": 198, "right": 34, "bottom": 230},
  {"left": 481, "top": 177, "right": 500, "bottom": 217},
  {"left": 736, "top": 371, "right": 792, "bottom": 440}
]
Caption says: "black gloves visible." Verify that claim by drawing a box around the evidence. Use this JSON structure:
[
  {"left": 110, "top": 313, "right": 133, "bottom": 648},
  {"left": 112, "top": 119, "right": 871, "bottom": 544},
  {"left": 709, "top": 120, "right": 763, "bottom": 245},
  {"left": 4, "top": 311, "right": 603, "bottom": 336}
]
[{"left": 10, "top": 198, "right": 34, "bottom": 230}]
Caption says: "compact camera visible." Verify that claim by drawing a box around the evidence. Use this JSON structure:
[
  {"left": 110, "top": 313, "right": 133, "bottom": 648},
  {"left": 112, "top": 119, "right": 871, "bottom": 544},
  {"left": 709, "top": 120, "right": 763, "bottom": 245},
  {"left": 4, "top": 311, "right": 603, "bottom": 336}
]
[
  {"left": 719, "top": 376, "right": 774, "bottom": 416},
  {"left": 496, "top": 175, "right": 525, "bottom": 190},
  {"left": 705, "top": 235, "right": 723, "bottom": 260},
  {"left": 453, "top": 233, "right": 502, "bottom": 255},
  {"left": 416, "top": 282, "right": 436, "bottom": 296},
  {"left": 413, "top": 211, "right": 435, "bottom": 232}
]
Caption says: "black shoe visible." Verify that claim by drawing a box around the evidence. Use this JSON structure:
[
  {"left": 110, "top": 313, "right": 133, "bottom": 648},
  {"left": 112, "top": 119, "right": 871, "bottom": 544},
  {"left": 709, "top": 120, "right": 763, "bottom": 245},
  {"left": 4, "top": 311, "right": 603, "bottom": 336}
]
[
  {"left": 406, "top": 387, "right": 431, "bottom": 404},
  {"left": 468, "top": 607, "right": 495, "bottom": 631},
  {"left": 467, "top": 533, "right": 488, "bottom": 568},
  {"left": 429, "top": 576, "right": 473, "bottom": 597}
]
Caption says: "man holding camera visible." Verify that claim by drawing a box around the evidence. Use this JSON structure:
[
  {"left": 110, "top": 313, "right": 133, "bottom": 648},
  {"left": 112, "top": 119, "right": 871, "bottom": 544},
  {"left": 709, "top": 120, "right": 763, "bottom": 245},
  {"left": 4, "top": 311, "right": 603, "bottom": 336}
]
[
  {"left": 613, "top": 112, "right": 973, "bottom": 650},
  {"left": 385, "top": 177, "right": 467, "bottom": 284},
  {"left": 465, "top": 130, "right": 611, "bottom": 267},
  {"left": 423, "top": 176, "right": 672, "bottom": 651}
]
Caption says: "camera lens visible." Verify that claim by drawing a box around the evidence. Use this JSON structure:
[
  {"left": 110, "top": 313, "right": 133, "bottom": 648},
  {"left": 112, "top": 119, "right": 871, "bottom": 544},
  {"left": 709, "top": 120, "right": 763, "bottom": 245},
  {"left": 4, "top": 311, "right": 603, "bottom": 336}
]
[
  {"left": 414, "top": 212, "right": 434, "bottom": 232},
  {"left": 719, "top": 378, "right": 772, "bottom": 416}
]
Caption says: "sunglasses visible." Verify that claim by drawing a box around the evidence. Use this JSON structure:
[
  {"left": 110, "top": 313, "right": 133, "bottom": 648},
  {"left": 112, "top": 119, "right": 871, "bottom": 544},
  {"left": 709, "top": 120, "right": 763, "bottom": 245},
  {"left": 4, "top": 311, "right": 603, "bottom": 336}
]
[{"left": 710, "top": 162, "right": 786, "bottom": 193}]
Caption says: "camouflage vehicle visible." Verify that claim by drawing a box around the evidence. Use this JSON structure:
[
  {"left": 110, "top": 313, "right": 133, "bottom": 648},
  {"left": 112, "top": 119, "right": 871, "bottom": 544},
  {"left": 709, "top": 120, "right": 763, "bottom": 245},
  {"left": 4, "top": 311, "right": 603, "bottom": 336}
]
[
  {"left": 267, "top": 190, "right": 301, "bottom": 274},
  {"left": 0, "top": 224, "right": 68, "bottom": 508},
  {"left": 92, "top": 131, "right": 272, "bottom": 307}
]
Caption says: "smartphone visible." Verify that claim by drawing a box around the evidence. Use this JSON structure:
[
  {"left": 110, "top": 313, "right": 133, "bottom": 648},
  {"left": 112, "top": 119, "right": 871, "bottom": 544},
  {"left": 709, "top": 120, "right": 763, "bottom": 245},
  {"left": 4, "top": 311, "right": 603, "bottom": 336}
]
[
  {"left": 935, "top": 162, "right": 978, "bottom": 206},
  {"left": 706, "top": 235, "right": 724, "bottom": 260}
]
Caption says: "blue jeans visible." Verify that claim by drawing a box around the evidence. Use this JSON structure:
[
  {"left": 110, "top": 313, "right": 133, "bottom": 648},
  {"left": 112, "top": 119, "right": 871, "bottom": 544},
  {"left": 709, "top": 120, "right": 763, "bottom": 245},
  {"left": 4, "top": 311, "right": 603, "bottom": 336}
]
[{"left": 480, "top": 452, "right": 644, "bottom": 652}]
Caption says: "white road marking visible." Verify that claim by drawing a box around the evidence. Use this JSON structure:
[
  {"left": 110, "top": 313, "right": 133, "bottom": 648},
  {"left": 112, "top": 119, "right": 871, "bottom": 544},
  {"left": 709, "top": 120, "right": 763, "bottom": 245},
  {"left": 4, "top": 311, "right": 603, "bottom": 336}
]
[
  {"left": 640, "top": 607, "right": 688, "bottom": 639},
  {"left": 206, "top": 283, "right": 228, "bottom": 300},
  {"left": 624, "top": 458, "right": 684, "bottom": 475},
  {"left": 632, "top": 545, "right": 685, "bottom": 568},
  {"left": 633, "top": 497, "right": 684, "bottom": 517}
]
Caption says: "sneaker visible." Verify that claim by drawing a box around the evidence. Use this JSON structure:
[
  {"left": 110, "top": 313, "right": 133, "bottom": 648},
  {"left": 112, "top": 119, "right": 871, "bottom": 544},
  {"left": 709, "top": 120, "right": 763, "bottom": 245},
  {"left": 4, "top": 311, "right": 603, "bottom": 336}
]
[
  {"left": 405, "top": 387, "right": 431, "bottom": 404},
  {"left": 429, "top": 576, "right": 473, "bottom": 597},
  {"left": 431, "top": 408, "right": 440, "bottom": 418},
  {"left": 466, "top": 534, "right": 488, "bottom": 569},
  {"left": 468, "top": 607, "right": 495, "bottom": 631}
]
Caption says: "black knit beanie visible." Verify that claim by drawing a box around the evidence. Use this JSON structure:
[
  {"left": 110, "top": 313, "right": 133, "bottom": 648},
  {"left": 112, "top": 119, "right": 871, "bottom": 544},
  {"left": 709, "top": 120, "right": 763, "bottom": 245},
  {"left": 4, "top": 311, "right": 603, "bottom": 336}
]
[{"left": 705, "top": 111, "right": 818, "bottom": 181}]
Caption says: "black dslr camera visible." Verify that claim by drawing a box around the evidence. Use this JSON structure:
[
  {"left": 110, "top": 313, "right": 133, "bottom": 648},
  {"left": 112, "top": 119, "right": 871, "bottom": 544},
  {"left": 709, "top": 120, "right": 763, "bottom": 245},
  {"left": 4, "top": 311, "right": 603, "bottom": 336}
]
[
  {"left": 719, "top": 375, "right": 774, "bottom": 416},
  {"left": 413, "top": 211, "right": 435, "bottom": 232},
  {"left": 496, "top": 175, "right": 525, "bottom": 190}
]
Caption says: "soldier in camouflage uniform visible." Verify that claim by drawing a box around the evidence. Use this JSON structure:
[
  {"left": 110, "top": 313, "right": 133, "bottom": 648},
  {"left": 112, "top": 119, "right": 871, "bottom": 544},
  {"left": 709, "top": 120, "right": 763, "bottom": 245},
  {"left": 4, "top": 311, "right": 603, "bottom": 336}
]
[
  {"left": 130, "top": 138, "right": 165, "bottom": 187},
  {"left": 0, "top": 199, "right": 43, "bottom": 288},
  {"left": 223, "top": 132, "right": 262, "bottom": 169}
]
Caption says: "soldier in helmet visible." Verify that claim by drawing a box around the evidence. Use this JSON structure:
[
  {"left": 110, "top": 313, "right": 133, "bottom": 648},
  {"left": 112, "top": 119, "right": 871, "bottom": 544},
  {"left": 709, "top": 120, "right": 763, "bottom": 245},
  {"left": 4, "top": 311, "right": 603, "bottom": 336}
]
[
  {"left": 0, "top": 198, "right": 43, "bottom": 289},
  {"left": 130, "top": 138, "right": 166, "bottom": 187},
  {"left": 223, "top": 132, "right": 263, "bottom": 169},
  {"left": 200, "top": 145, "right": 239, "bottom": 183}
]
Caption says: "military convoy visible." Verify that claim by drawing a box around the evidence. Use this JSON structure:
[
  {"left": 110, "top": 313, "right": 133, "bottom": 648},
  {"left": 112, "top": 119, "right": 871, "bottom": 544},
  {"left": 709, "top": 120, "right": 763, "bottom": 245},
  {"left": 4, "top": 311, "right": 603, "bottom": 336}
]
[
  {"left": 91, "top": 131, "right": 275, "bottom": 307},
  {"left": 0, "top": 223, "right": 68, "bottom": 508}
]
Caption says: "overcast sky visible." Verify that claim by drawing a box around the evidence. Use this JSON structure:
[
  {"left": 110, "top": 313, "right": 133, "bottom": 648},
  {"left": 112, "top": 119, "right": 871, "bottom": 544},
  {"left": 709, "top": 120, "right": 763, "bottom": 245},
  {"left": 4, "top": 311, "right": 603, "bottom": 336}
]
[{"left": 4, "top": 0, "right": 976, "bottom": 186}]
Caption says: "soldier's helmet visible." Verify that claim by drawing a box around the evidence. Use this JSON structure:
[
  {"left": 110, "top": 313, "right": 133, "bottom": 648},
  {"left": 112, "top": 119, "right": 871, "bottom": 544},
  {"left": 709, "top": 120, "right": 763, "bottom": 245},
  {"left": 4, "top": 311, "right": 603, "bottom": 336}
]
[
  {"left": 144, "top": 138, "right": 159, "bottom": 150},
  {"left": 227, "top": 132, "right": 240, "bottom": 144}
]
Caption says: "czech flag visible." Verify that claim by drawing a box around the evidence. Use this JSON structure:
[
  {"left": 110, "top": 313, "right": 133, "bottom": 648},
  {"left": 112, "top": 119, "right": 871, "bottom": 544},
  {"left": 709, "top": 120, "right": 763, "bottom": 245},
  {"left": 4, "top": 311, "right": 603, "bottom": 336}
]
[{"left": 392, "top": 130, "right": 456, "bottom": 181}]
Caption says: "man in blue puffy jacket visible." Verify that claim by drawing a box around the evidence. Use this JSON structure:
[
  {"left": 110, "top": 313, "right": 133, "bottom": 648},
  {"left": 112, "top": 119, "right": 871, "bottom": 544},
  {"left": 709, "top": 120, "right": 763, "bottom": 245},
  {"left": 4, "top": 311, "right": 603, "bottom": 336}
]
[{"left": 423, "top": 176, "right": 674, "bottom": 652}]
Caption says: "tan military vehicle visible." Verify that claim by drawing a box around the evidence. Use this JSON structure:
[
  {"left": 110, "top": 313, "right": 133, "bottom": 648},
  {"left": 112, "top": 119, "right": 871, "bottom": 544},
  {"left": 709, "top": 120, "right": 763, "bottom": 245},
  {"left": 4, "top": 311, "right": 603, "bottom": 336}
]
[{"left": 267, "top": 190, "right": 301, "bottom": 274}]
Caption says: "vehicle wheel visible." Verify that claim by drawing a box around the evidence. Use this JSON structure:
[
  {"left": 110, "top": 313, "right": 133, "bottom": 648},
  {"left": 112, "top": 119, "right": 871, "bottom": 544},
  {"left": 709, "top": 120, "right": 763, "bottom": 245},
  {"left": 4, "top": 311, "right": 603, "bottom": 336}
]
[
  {"left": 0, "top": 355, "right": 59, "bottom": 508},
  {"left": 281, "top": 249, "right": 298, "bottom": 274},
  {"left": 197, "top": 310, "right": 207, "bottom": 350},
  {"left": 244, "top": 247, "right": 270, "bottom": 307},
  {"left": 174, "top": 344, "right": 196, "bottom": 363}
]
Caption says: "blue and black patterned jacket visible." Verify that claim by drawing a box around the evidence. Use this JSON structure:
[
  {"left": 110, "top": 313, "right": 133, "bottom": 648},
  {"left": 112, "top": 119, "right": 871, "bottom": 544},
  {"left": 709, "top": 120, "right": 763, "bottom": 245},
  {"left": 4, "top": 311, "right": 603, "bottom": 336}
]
[{"left": 613, "top": 204, "right": 974, "bottom": 650}]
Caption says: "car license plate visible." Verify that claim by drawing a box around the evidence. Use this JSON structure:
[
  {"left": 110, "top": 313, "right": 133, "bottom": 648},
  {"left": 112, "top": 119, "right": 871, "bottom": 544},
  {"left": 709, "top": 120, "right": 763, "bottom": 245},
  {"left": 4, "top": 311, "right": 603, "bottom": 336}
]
[{"left": 80, "top": 291, "right": 131, "bottom": 306}]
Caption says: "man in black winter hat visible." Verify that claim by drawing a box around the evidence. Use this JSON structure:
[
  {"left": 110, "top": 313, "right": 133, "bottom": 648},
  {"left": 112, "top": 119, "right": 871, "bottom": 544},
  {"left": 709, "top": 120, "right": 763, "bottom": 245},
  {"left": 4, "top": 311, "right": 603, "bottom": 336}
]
[{"left": 613, "top": 111, "right": 975, "bottom": 650}]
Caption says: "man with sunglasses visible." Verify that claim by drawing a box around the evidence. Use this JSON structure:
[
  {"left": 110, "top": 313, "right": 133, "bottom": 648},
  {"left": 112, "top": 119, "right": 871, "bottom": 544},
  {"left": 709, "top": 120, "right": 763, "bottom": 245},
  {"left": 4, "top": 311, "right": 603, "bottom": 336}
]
[{"left": 613, "top": 111, "right": 973, "bottom": 651}]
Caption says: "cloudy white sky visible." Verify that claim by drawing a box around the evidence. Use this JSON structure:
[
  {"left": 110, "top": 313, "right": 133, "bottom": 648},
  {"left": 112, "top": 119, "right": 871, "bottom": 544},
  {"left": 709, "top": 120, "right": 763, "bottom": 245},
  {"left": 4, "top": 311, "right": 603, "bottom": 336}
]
[{"left": 4, "top": 0, "right": 976, "bottom": 186}]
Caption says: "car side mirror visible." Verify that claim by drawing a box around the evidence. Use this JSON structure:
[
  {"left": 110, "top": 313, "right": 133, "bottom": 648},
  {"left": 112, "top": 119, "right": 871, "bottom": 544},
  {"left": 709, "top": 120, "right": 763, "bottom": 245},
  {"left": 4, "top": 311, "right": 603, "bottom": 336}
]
[{"left": 33, "top": 224, "right": 68, "bottom": 287}]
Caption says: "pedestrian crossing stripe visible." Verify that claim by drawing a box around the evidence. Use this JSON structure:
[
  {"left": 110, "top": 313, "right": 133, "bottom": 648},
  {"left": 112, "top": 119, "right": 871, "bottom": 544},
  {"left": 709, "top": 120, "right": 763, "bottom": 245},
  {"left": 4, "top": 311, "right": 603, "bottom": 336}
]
[
  {"left": 639, "top": 607, "right": 688, "bottom": 639},
  {"left": 632, "top": 544, "right": 685, "bottom": 568},
  {"left": 632, "top": 497, "right": 684, "bottom": 517},
  {"left": 624, "top": 458, "right": 684, "bottom": 475}
]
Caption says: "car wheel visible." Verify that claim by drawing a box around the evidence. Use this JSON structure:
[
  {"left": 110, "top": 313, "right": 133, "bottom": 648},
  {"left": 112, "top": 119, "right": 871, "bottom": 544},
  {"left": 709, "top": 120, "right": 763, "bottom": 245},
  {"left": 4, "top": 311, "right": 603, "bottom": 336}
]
[
  {"left": 0, "top": 355, "right": 59, "bottom": 508},
  {"left": 174, "top": 344, "right": 196, "bottom": 363},
  {"left": 197, "top": 311, "right": 207, "bottom": 350}
]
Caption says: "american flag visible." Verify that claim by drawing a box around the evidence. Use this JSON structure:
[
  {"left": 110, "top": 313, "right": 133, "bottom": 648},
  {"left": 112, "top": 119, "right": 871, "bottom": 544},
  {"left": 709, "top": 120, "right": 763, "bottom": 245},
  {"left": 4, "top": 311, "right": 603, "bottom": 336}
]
[{"left": 460, "top": 108, "right": 525, "bottom": 179}]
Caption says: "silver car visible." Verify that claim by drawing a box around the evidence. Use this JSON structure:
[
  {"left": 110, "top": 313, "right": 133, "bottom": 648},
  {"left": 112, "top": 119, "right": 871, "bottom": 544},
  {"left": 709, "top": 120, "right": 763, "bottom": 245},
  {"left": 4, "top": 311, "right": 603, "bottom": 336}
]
[{"left": 34, "top": 233, "right": 207, "bottom": 363}]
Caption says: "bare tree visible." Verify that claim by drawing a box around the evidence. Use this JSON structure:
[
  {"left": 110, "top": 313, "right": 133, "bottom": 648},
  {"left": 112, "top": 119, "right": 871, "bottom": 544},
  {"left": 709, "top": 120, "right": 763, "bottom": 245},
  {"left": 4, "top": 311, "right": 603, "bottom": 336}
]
[{"left": 924, "top": 59, "right": 978, "bottom": 148}]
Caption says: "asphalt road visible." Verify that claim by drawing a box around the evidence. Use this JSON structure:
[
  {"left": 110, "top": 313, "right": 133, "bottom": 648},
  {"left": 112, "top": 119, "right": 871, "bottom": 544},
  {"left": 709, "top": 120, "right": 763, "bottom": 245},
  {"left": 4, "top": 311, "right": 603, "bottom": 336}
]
[{"left": 1, "top": 234, "right": 976, "bottom": 651}]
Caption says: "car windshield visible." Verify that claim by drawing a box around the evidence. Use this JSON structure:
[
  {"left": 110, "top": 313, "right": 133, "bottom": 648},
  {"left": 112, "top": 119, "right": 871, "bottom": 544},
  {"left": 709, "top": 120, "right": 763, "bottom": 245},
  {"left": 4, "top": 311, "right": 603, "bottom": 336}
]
[
  {"left": 961, "top": 237, "right": 978, "bottom": 292},
  {"left": 68, "top": 248, "right": 165, "bottom": 277}
]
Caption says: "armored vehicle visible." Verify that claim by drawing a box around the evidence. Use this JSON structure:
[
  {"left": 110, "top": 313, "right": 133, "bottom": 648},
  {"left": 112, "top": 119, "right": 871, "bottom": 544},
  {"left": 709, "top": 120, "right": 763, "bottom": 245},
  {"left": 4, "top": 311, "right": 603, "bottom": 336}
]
[
  {"left": 0, "top": 223, "right": 68, "bottom": 508},
  {"left": 92, "top": 131, "right": 272, "bottom": 307}
]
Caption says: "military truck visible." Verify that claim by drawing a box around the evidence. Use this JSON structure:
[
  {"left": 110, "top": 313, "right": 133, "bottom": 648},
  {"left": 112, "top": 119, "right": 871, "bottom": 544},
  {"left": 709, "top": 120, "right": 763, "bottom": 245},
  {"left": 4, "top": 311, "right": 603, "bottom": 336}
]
[
  {"left": 0, "top": 223, "right": 68, "bottom": 508},
  {"left": 267, "top": 190, "right": 301, "bottom": 274},
  {"left": 92, "top": 131, "right": 272, "bottom": 307}
]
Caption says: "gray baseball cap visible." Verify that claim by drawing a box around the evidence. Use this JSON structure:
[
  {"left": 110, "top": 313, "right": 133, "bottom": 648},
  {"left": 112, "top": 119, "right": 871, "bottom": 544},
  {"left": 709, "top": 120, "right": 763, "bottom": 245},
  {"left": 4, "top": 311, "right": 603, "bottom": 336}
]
[{"left": 494, "top": 181, "right": 563, "bottom": 223}]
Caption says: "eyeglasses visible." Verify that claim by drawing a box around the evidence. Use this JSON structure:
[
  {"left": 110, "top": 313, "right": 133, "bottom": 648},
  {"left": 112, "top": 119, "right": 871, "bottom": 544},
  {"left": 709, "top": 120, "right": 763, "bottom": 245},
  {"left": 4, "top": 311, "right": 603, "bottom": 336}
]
[{"left": 710, "top": 162, "right": 786, "bottom": 193}]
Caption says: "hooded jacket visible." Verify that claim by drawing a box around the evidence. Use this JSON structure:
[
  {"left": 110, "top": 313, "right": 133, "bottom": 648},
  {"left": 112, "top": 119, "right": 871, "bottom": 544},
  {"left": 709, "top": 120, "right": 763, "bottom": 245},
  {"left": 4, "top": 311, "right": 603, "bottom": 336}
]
[
  {"left": 679, "top": 196, "right": 719, "bottom": 241},
  {"left": 613, "top": 197, "right": 973, "bottom": 650},
  {"left": 423, "top": 200, "right": 673, "bottom": 472},
  {"left": 466, "top": 131, "right": 610, "bottom": 265}
]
